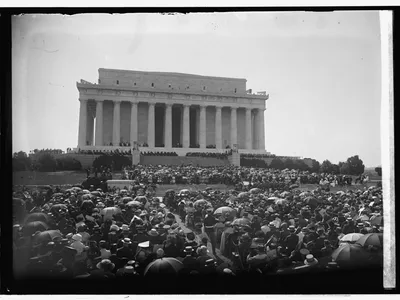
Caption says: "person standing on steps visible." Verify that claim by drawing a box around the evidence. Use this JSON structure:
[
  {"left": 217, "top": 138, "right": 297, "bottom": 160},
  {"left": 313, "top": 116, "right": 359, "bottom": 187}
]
[{"left": 203, "top": 208, "right": 218, "bottom": 255}]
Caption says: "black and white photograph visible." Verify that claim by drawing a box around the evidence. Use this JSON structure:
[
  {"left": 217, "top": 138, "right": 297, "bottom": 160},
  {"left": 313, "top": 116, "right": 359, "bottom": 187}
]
[{"left": 6, "top": 7, "right": 395, "bottom": 294}]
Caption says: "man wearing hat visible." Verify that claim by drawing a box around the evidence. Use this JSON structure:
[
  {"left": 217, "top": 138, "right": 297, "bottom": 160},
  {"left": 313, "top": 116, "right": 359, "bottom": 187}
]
[
  {"left": 283, "top": 225, "right": 299, "bottom": 255},
  {"left": 181, "top": 246, "right": 199, "bottom": 273},
  {"left": 89, "top": 259, "right": 116, "bottom": 279},
  {"left": 304, "top": 254, "right": 319, "bottom": 267},
  {"left": 203, "top": 208, "right": 219, "bottom": 255},
  {"left": 116, "top": 238, "right": 134, "bottom": 260}
]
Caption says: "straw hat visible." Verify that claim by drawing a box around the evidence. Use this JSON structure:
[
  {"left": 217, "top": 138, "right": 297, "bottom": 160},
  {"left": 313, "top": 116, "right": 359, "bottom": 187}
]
[{"left": 304, "top": 254, "right": 318, "bottom": 266}]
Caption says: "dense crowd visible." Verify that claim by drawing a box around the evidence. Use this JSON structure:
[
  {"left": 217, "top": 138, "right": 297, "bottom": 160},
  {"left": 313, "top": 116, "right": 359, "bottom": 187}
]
[
  {"left": 29, "top": 149, "right": 64, "bottom": 155},
  {"left": 12, "top": 164, "right": 382, "bottom": 286},
  {"left": 186, "top": 151, "right": 232, "bottom": 159},
  {"left": 142, "top": 152, "right": 178, "bottom": 157}
]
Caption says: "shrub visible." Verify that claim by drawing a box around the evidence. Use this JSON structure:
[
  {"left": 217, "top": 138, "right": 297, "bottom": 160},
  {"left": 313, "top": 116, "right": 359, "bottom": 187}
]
[
  {"left": 36, "top": 153, "right": 57, "bottom": 172},
  {"left": 56, "top": 157, "right": 82, "bottom": 171},
  {"left": 93, "top": 154, "right": 132, "bottom": 171}
]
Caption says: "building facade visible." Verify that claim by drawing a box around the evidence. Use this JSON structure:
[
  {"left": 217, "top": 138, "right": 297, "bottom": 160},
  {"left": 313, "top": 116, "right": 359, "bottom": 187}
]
[{"left": 76, "top": 68, "right": 269, "bottom": 155}]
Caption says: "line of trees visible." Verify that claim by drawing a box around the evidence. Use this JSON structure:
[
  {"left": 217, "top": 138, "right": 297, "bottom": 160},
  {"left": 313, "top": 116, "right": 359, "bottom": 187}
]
[
  {"left": 241, "top": 155, "right": 367, "bottom": 175},
  {"left": 13, "top": 151, "right": 82, "bottom": 172}
]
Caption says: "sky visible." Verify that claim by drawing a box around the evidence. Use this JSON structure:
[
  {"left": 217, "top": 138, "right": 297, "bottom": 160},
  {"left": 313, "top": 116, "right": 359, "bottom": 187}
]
[{"left": 12, "top": 11, "right": 382, "bottom": 167}]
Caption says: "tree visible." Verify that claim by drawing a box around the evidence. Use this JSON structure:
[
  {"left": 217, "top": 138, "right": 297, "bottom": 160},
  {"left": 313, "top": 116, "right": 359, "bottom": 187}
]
[
  {"left": 339, "top": 162, "right": 351, "bottom": 175},
  {"left": 12, "top": 151, "right": 31, "bottom": 171},
  {"left": 283, "top": 159, "right": 295, "bottom": 170},
  {"left": 331, "top": 164, "right": 340, "bottom": 174},
  {"left": 375, "top": 167, "right": 382, "bottom": 177},
  {"left": 310, "top": 159, "right": 320, "bottom": 173},
  {"left": 346, "top": 155, "right": 365, "bottom": 175},
  {"left": 320, "top": 160, "right": 333, "bottom": 174},
  {"left": 269, "top": 158, "right": 284, "bottom": 170}
]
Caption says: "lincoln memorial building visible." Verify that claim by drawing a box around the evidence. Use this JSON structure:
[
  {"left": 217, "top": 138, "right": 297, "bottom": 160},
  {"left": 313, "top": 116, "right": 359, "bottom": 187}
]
[{"left": 76, "top": 68, "right": 269, "bottom": 155}]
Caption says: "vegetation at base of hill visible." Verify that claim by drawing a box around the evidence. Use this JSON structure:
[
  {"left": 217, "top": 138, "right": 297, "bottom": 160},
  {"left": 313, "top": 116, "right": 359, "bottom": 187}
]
[{"left": 13, "top": 151, "right": 81, "bottom": 172}]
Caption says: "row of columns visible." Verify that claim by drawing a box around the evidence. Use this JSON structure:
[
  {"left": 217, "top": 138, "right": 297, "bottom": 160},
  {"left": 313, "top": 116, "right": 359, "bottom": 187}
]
[{"left": 78, "top": 99, "right": 266, "bottom": 150}]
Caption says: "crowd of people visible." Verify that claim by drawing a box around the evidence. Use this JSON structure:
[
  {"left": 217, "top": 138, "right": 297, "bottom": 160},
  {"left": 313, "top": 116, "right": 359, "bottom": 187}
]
[
  {"left": 141, "top": 152, "right": 178, "bottom": 157},
  {"left": 12, "top": 163, "right": 383, "bottom": 289},
  {"left": 186, "top": 151, "right": 231, "bottom": 159},
  {"left": 29, "top": 149, "right": 64, "bottom": 155}
]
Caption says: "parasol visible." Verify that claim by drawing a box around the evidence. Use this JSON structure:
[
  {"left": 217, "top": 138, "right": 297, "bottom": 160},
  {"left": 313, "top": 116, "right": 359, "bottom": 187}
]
[
  {"left": 213, "top": 206, "right": 237, "bottom": 217},
  {"left": 331, "top": 243, "right": 370, "bottom": 267},
  {"left": 122, "top": 196, "right": 134, "bottom": 203},
  {"left": 81, "top": 189, "right": 90, "bottom": 194},
  {"left": 340, "top": 233, "right": 364, "bottom": 243},
  {"left": 144, "top": 257, "right": 184, "bottom": 276},
  {"left": 23, "top": 221, "right": 49, "bottom": 236},
  {"left": 275, "top": 198, "right": 288, "bottom": 206},
  {"left": 249, "top": 188, "right": 261, "bottom": 194},
  {"left": 32, "top": 230, "right": 62, "bottom": 245},
  {"left": 370, "top": 215, "right": 383, "bottom": 226},
  {"left": 356, "top": 233, "right": 383, "bottom": 248},
  {"left": 193, "top": 199, "right": 210, "bottom": 208},
  {"left": 290, "top": 184, "right": 299, "bottom": 189},
  {"left": 231, "top": 218, "right": 251, "bottom": 226},
  {"left": 24, "top": 212, "right": 49, "bottom": 224},
  {"left": 238, "top": 192, "right": 250, "bottom": 199},
  {"left": 127, "top": 200, "right": 143, "bottom": 208}
]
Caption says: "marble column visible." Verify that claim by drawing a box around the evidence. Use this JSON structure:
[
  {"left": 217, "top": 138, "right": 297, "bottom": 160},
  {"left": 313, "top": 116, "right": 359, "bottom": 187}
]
[
  {"left": 78, "top": 99, "right": 88, "bottom": 147},
  {"left": 215, "top": 106, "right": 222, "bottom": 149},
  {"left": 164, "top": 103, "right": 173, "bottom": 148},
  {"left": 148, "top": 103, "right": 155, "bottom": 147},
  {"left": 130, "top": 102, "right": 138, "bottom": 146},
  {"left": 199, "top": 105, "right": 206, "bottom": 148},
  {"left": 245, "top": 107, "right": 252, "bottom": 150},
  {"left": 258, "top": 108, "right": 265, "bottom": 150},
  {"left": 112, "top": 101, "right": 121, "bottom": 146},
  {"left": 182, "top": 104, "right": 190, "bottom": 148},
  {"left": 95, "top": 100, "right": 103, "bottom": 146},
  {"left": 87, "top": 113, "right": 94, "bottom": 146},
  {"left": 230, "top": 107, "right": 237, "bottom": 147}
]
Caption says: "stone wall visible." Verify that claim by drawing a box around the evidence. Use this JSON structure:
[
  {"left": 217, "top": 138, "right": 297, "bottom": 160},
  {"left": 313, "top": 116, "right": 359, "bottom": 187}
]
[{"left": 98, "top": 69, "right": 247, "bottom": 95}]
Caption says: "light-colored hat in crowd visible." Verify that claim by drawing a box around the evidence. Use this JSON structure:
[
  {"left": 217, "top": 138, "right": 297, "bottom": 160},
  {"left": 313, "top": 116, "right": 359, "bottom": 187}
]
[
  {"left": 138, "top": 241, "right": 150, "bottom": 248},
  {"left": 110, "top": 224, "right": 120, "bottom": 231},
  {"left": 123, "top": 238, "right": 132, "bottom": 244},
  {"left": 148, "top": 229, "right": 159, "bottom": 236},
  {"left": 71, "top": 234, "right": 82, "bottom": 242},
  {"left": 304, "top": 254, "right": 318, "bottom": 266},
  {"left": 121, "top": 224, "right": 130, "bottom": 231}
]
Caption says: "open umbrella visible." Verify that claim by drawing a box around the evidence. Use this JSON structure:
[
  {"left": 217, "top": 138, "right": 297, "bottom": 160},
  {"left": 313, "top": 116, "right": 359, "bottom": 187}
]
[
  {"left": 82, "top": 189, "right": 90, "bottom": 194},
  {"left": 232, "top": 218, "right": 251, "bottom": 227},
  {"left": 340, "top": 233, "right": 364, "bottom": 243},
  {"left": 275, "top": 198, "right": 288, "bottom": 206},
  {"left": 303, "top": 197, "right": 319, "bottom": 207},
  {"left": 24, "top": 212, "right": 49, "bottom": 224},
  {"left": 249, "top": 188, "right": 261, "bottom": 194},
  {"left": 32, "top": 230, "right": 62, "bottom": 245},
  {"left": 91, "top": 191, "right": 102, "bottom": 196},
  {"left": 214, "top": 206, "right": 236, "bottom": 217},
  {"left": 127, "top": 200, "right": 143, "bottom": 208},
  {"left": 144, "top": 257, "right": 184, "bottom": 276},
  {"left": 50, "top": 204, "right": 68, "bottom": 214},
  {"left": 280, "top": 191, "right": 291, "bottom": 198},
  {"left": 370, "top": 215, "right": 383, "bottom": 226},
  {"left": 23, "top": 221, "right": 49, "bottom": 236},
  {"left": 356, "top": 233, "right": 383, "bottom": 248},
  {"left": 238, "top": 192, "right": 250, "bottom": 199},
  {"left": 82, "top": 193, "right": 94, "bottom": 200},
  {"left": 357, "top": 215, "right": 370, "bottom": 222},
  {"left": 267, "top": 196, "right": 280, "bottom": 201},
  {"left": 122, "top": 196, "right": 134, "bottom": 203},
  {"left": 101, "top": 207, "right": 121, "bottom": 218},
  {"left": 290, "top": 184, "right": 299, "bottom": 189},
  {"left": 193, "top": 199, "right": 209, "bottom": 208},
  {"left": 331, "top": 243, "right": 370, "bottom": 267}
]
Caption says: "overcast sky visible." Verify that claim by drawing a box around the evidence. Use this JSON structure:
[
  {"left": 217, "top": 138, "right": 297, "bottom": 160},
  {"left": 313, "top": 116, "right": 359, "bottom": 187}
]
[{"left": 12, "top": 11, "right": 382, "bottom": 167}]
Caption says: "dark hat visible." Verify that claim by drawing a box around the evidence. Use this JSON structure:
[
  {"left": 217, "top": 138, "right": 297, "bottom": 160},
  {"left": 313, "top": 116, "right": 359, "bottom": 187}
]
[{"left": 96, "top": 259, "right": 115, "bottom": 271}]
